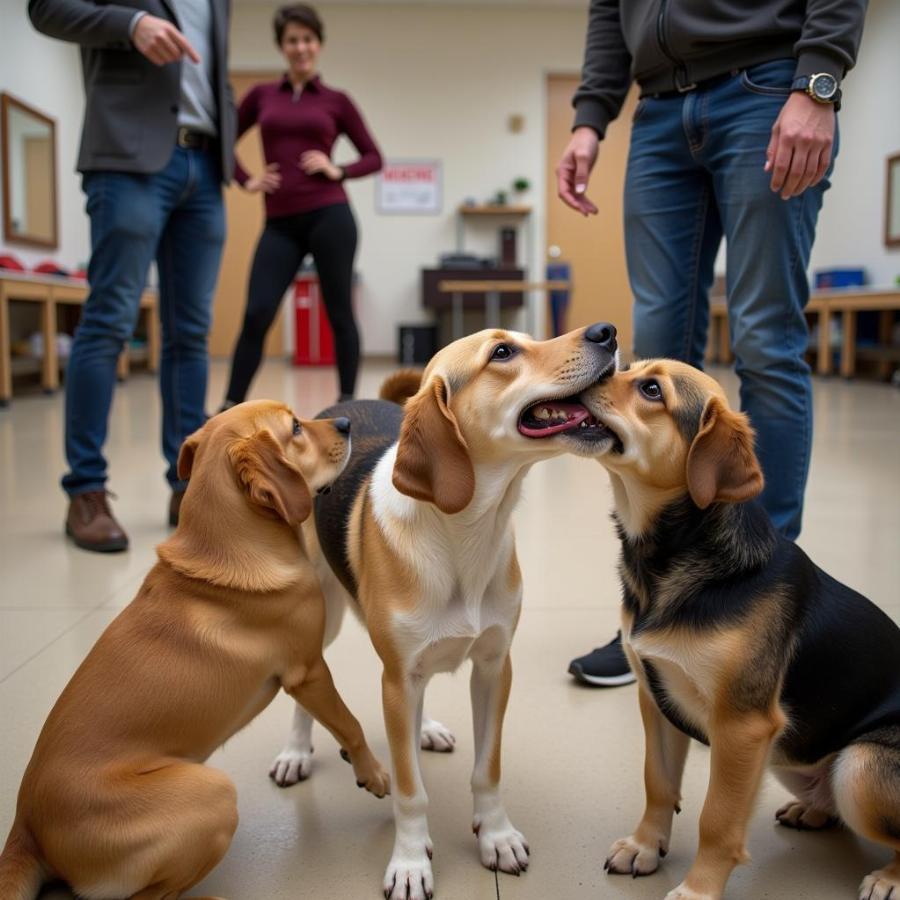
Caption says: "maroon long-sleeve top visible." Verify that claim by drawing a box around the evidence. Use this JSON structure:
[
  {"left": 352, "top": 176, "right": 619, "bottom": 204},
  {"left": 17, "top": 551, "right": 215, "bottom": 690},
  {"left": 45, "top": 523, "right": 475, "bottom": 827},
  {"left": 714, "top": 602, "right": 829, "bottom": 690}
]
[{"left": 234, "top": 74, "right": 383, "bottom": 219}]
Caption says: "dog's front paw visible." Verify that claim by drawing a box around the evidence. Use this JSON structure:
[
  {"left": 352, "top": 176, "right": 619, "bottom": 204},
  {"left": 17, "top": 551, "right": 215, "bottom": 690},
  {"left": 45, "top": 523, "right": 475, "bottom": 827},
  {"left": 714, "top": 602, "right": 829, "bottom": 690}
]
[
  {"left": 859, "top": 864, "right": 900, "bottom": 900},
  {"left": 350, "top": 748, "right": 390, "bottom": 798},
  {"left": 383, "top": 847, "right": 434, "bottom": 900},
  {"left": 664, "top": 883, "right": 719, "bottom": 900},
  {"left": 269, "top": 746, "right": 313, "bottom": 787},
  {"left": 473, "top": 819, "right": 529, "bottom": 875},
  {"left": 605, "top": 834, "right": 666, "bottom": 877},
  {"left": 775, "top": 800, "right": 837, "bottom": 830},
  {"left": 420, "top": 717, "right": 455, "bottom": 753}
]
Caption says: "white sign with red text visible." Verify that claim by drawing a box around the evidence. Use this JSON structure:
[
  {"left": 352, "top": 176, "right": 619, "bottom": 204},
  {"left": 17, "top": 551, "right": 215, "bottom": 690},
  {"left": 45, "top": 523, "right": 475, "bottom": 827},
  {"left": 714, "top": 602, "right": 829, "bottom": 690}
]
[{"left": 376, "top": 160, "right": 442, "bottom": 214}]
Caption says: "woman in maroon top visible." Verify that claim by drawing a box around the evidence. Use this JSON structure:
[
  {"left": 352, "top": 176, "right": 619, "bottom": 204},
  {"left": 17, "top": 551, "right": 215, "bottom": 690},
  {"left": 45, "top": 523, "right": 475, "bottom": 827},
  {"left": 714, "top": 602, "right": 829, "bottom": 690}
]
[{"left": 222, "top": 3, "right": 382, "bottom": 406}]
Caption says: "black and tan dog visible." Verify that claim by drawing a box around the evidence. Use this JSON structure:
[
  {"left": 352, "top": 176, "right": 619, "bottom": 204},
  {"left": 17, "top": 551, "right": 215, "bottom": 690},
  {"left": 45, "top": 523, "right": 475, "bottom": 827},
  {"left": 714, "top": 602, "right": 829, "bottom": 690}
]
[{"left": 573, "top": 359, "right": 900, "bottom": 900}]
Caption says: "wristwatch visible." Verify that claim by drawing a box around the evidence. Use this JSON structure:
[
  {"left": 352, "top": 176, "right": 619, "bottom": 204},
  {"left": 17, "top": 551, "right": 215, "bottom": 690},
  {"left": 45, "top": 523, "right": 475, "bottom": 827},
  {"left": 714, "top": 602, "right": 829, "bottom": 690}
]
[{"left": 791, "top": 73, "right": 842, "bottom": 110}]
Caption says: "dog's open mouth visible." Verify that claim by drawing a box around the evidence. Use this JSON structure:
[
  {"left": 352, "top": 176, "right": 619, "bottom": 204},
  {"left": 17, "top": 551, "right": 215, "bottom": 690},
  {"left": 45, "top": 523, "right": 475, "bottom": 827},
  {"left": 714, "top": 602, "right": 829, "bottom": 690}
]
[{"left": 518, "top": 397, "right": 614, "bottom": 441}]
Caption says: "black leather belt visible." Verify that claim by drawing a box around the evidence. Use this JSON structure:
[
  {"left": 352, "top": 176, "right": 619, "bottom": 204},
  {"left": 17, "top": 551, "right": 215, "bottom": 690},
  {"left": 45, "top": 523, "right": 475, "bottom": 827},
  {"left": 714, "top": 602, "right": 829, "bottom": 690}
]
[
  {"left": 646, "top": 69, "right": 738, "bottom": 100},
  {"left": 176, "top": 126, "right": 217, "bottom": 151}
]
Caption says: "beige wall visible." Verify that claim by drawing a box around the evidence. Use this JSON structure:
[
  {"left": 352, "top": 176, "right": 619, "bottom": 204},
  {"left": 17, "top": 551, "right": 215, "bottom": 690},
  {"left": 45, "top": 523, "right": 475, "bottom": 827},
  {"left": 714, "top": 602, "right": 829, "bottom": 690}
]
[
  {"left": 807, "top": 0, "right": 900, "bottom": 287},
  {"left": 4, "top": 0, "right": 896, "bottom": 353},
  {"left": 0, "top": 9, "right": 88, "bottom": 268},
  {"left": 230, "top": 2, "right": 589, "bottom": 354}
]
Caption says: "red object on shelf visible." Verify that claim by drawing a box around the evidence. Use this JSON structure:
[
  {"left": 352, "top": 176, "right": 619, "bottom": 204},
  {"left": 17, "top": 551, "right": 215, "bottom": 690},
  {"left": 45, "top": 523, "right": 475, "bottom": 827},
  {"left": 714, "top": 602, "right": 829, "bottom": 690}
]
[
  {"left": 293, "top": 275, "right": 336, "bottom": 366},
  {"left": 0, "top": 254, "right": 26, "bottom": 271},
  {"left": 33, "top": 261, "right": 71, "bottom": 276}
]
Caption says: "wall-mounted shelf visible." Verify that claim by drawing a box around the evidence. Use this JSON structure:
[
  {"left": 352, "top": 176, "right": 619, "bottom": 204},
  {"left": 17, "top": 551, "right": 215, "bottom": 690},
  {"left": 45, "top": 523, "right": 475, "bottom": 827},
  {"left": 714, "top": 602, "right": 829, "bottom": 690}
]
[{"left": 457, "top": 204, "right": 532, "bottom": 217}]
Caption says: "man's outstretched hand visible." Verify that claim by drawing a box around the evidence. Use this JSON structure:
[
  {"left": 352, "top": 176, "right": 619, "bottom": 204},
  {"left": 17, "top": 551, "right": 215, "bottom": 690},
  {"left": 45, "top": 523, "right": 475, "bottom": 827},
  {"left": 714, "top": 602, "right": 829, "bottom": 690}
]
[
  {"left": 557, "top": 127, "right": 601, "bottom": 216},
  {"left": 133, "top": 14, "right": 200, "bottom": 67}
]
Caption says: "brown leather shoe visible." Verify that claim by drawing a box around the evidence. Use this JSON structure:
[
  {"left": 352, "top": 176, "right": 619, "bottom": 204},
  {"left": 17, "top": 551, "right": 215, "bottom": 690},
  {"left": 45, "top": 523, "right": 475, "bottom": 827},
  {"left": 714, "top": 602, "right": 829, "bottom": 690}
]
[
  {"left": 65, "top": 491, "right": 129, "bottom": 553},
  {"left": 169, "top": 489, "right": 186, "bottom": 528}
]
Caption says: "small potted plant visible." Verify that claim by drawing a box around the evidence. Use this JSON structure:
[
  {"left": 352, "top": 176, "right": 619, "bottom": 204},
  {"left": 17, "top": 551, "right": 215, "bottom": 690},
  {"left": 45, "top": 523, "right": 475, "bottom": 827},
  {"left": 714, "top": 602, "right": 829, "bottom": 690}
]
[
  {"left": 512, "top": 176, "right": 530, "bottom": 193},
  {"left": 511, "top": 177, "right": 531, "bottom": 202}
]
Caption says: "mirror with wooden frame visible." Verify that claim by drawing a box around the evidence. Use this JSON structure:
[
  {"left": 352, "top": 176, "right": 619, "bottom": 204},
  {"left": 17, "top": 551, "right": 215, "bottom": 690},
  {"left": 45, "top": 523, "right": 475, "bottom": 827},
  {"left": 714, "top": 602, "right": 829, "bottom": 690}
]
[
  {"left": 1, "top": 92, "right": 58, "bottom": 249},
  {"left": 886, "top": 152, "right": 900, "bottom": 249}
]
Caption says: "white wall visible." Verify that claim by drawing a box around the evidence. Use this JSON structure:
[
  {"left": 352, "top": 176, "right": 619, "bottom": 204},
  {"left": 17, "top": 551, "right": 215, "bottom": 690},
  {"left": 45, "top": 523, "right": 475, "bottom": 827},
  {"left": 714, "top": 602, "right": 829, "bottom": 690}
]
[
  {"left": 809, "top": 0, "right": 900, "bottom": 287},
  {"left": 231, "top": 2, "right": 588, "bottom": 354},
  {"left": 0, "top": 2, "right": 89, "bottom": 270},
  {"left": 1, "top": 0, "right": 895, "bottom": 347}
]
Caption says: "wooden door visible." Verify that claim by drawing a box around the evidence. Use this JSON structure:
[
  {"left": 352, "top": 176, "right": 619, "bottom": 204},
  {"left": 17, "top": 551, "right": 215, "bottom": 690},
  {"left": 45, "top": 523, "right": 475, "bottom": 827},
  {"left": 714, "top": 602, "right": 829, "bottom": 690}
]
[
  {"left": 209, "top": 71, "right": 285, "bottom": 358},
  {"left": 545, "top": 74, "right": 637, "bottom": 355}
]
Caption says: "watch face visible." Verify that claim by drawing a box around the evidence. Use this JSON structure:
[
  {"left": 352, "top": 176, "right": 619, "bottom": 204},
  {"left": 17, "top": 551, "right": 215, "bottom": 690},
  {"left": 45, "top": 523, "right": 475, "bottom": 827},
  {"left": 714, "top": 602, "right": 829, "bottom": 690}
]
[{"left": 812, "top": 74, "right": 838, "bottom": 100}]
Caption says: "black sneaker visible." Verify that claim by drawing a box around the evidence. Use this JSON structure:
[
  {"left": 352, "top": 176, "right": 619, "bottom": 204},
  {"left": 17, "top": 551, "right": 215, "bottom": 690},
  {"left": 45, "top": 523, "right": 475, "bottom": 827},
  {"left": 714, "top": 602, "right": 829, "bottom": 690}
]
[{"left": 568, "top": 632, "right": 636, "bottom": 687}]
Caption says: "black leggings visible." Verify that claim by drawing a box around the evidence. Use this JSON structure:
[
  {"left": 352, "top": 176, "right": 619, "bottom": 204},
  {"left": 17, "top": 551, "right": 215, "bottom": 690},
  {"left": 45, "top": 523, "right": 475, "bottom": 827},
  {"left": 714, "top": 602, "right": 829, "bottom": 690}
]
[{"left": 225, "top": 202, "right": 359, "bottom": 403}]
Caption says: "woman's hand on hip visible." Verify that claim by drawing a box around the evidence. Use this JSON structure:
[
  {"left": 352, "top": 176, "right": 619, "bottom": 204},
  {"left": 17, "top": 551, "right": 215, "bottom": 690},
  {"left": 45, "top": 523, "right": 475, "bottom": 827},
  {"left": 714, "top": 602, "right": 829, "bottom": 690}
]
[
  {"left": 300, "top": 151, "right": 343, "bottom": 181},
  {"left": 245, "top": 163, "right": 282, "bottom": 194},
  {"left": 557, "top": 127, "right": 600, "bottom": 216}
]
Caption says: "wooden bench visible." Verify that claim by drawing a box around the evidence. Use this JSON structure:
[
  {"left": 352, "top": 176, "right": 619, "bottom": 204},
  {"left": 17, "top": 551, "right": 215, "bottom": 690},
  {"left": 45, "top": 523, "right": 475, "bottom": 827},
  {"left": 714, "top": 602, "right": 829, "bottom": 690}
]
[
  {"left": 708, "top": 288, "right": 900, "bottom": 378},
  {"left": 437, "top": 279, "right": 572, "bottom": 341},
  {"left": 0, "top": 272, "right": 159, "bottom": 405}
]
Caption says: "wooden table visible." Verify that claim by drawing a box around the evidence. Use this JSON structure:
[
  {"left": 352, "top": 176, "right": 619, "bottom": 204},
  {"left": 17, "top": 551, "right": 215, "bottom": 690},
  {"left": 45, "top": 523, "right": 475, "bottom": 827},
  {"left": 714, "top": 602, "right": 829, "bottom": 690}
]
[
  {"left": 437, "top": 279, "right": 572, "bottom": 340},
  {"left": 0, "top": 273, "right": 159, "bottom": 405},
  {"left": 815, "top": 288, "right": 900, "bottom": 377},
  {"left": 708, "top": 288, "right": 900, "bottom": 378}
]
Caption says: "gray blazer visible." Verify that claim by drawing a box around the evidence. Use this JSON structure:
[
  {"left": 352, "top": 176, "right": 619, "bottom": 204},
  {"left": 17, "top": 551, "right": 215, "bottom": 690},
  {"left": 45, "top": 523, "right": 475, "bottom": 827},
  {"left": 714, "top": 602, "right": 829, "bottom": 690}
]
[{"left": 28, "top": 0, "right": 236, "bottom": 182}]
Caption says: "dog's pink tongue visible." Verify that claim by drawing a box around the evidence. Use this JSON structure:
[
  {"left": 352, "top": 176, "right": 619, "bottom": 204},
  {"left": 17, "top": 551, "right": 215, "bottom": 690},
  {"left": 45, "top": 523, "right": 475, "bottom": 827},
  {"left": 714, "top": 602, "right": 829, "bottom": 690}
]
[{"left": 518, "top": 401, "right": 590, "bottom": 438}]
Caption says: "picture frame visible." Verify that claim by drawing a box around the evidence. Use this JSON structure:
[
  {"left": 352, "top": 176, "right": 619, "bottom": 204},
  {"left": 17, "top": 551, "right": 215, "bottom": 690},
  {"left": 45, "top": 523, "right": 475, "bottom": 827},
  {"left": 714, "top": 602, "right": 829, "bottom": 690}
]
[
  {"left": 1, "top": 92, "right": 58, "bottom": 249},
  {"left": 885, "top": 151, "right": 900, "bottom": 248}
]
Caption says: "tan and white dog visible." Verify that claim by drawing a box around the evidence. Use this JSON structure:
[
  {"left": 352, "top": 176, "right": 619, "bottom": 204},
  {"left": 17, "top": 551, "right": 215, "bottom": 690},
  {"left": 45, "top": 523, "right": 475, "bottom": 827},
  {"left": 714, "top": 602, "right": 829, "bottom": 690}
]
[{"left": 270, "top": 325, "right": 619, "bottom": 899}]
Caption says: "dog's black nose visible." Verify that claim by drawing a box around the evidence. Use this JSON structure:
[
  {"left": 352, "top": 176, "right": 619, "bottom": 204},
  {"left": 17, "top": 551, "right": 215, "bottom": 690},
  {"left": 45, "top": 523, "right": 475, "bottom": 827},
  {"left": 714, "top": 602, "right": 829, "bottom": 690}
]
[
  {"left": 334, "top": 417, "right": 351, "bottom": 435},
  {"left": 585, "top": 322, "right": 617, "bottom": 352}
]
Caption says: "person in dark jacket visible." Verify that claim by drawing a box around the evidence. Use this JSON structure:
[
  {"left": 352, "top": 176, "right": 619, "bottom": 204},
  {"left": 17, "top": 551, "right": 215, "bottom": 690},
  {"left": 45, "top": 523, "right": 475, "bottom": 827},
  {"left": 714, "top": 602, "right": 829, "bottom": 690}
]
[
  {"left": 28, "top": 0, "right": 236, "bottom": 552},
  {"left": 220, "top": 3, "right": 383, "bottom": 410},
  {"left": 557, "top": 0, "right": 868, "bottom": 686}
]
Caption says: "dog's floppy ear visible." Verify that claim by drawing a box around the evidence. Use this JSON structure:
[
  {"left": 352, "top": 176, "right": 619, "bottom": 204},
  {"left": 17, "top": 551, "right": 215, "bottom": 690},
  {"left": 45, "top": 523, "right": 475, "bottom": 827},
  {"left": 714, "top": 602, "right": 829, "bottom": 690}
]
[
  {"left": 228, "top": 429, "right": 312, "bottom": 525},
  {"left": 393, "top": 375, "right": 475, "bottom": 514},
  {"left": 686, "top": 396, "right": 764, "bottom": 509},
  {"left": 177, "top": 426, "right": 206, "bottom": 481}
]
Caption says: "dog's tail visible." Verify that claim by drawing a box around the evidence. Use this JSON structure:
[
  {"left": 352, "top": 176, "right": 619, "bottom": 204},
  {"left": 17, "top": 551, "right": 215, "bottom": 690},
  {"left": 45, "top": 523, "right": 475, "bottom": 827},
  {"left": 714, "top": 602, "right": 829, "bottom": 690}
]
[
  {"left": 379, "top": 369, "right": 423, "bottom": 406},
  {"left": 0, "top": 822, "right": 44, "bottom": 900}
]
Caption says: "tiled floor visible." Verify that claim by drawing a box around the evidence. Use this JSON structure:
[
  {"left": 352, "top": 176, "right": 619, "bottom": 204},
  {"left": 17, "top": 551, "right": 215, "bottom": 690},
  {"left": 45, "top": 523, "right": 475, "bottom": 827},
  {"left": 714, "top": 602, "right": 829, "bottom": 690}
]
[{"left": 1, "top": 360, "right": 898, "bottom": 900}]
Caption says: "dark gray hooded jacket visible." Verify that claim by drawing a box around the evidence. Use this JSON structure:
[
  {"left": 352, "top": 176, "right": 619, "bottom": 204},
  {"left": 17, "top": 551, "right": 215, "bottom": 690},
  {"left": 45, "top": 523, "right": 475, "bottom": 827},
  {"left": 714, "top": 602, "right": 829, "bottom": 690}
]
[{"left": 573, "top": 0, "right": 868, "bottom": 137}]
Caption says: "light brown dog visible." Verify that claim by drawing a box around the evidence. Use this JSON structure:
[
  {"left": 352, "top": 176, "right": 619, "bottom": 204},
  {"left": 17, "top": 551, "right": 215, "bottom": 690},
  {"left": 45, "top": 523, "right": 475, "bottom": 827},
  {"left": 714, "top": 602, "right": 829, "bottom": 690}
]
[
  {"left": 578, "top": 359, "right": 900, "bottom": 900},
  {"left": 0, "top": 401, "right": 389, "bottom": 900}
]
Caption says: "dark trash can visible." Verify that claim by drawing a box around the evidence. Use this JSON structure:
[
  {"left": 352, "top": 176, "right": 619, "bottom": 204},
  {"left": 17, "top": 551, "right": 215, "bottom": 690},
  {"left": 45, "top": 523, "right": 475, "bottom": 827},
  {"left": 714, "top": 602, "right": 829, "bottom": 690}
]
[{"left": 398, "top": 324, "right": 438, "bottom": 365}]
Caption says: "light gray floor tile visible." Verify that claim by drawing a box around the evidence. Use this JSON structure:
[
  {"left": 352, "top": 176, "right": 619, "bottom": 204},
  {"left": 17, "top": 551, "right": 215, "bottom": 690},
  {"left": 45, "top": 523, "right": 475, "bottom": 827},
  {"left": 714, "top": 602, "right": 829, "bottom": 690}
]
[{"left": 0, "top": 359, "right": 897, "bottom": 900}]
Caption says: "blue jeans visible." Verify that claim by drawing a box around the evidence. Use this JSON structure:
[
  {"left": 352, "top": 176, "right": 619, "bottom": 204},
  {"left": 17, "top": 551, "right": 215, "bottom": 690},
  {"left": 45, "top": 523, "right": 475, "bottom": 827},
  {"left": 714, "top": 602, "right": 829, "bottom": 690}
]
[
  {"left": 62, "top": 146, "right": 225, "bottom": 496},
  {"left": 625, "top": 59, "right": 836, "bottom": 540}
]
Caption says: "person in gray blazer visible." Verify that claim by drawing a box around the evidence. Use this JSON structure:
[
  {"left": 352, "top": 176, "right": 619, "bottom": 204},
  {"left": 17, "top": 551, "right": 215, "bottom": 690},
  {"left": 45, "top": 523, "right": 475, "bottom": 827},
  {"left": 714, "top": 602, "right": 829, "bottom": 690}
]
[{"left": 28, "top": 0, "right": 236, "bottom": 552}]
